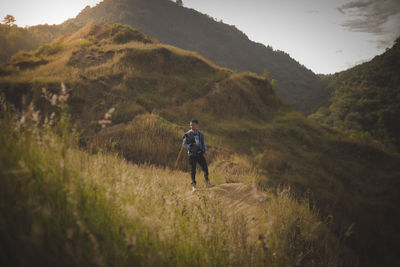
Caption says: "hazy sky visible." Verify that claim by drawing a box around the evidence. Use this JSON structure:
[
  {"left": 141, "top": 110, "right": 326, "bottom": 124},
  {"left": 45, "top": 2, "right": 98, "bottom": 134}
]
[{"left": 1, "top": 0, "right": 399, "bottom": 74}]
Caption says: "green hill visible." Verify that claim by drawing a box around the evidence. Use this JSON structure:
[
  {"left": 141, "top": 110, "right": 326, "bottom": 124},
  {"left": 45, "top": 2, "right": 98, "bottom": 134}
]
[
  {"left": 309, "top": 37, "right": 400, "bottom": 150},
  {"left": 1, "top": 24, "right": 400, "bottom": 266},
  {"left": 0, "top": 0, "right": 329, "bottom": 114},
  {"left": 0, "top": 22, "right": 79, "bottom": 67}
]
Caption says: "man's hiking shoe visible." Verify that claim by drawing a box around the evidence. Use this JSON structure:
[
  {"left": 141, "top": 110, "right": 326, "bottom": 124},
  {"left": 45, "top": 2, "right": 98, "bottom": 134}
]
[
  {"left": 205, "top": 181, "right": 214, "bottom": 188},
  {"left": 192, "top": 184, "right": 197, "bottom": 192}
]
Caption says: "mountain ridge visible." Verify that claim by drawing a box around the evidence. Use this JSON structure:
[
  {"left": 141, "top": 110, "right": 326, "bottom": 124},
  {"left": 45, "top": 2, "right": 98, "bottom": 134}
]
[
  {"left": 67, "top": 0, "right": 329, "bottom": 114},
  {"left": 0, "top": 0, "right": 330, "bottom": 114}
]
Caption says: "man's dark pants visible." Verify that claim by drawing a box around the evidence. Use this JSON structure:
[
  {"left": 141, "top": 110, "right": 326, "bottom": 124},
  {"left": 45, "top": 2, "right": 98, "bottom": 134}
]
[{"left": 189, "top": 153, "right": 209, "bottom": 185}]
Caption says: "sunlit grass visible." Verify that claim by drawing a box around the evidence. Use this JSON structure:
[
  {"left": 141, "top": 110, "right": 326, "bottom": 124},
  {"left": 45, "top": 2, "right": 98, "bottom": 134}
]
[{"left": 0, "top": 103, "right": 343, "bottom": 266}]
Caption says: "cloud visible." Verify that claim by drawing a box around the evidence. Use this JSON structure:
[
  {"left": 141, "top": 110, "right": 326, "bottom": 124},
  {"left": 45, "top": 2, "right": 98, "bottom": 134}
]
[{"left": 338, "top": 0, "right": 400, "bottom": 48}]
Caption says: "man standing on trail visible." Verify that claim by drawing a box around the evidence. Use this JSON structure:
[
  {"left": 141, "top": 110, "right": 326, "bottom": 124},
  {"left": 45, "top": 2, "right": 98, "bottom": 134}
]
[{"left": 182, "top": 119, "right": 212, "bottom": 191}]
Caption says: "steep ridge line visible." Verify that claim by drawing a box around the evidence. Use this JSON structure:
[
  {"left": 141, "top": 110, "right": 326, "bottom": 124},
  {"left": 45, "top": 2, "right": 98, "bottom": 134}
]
[{"left": 69, "top": 0, "right": 329, "bottom": 114}]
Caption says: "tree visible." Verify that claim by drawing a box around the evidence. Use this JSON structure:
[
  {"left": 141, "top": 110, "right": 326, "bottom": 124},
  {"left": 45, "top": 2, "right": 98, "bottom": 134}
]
[
  {"left": 176, "top": 0, "right": 183, "bottom": 7},
  {"left": 2, "top": 14, "right": 16, "bottom": 26}
]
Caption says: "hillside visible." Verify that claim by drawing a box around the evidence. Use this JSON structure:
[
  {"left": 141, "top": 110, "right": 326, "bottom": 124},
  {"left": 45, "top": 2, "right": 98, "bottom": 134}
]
[
  {"left": 1, "top": 24, "right": 400, "bottom": 266},
  {"left": 0, "top": 0, "right": 329, "bottom": 114},
  {"left": 309, "top": 37, "right": 400, "bottom": 150},
  {"left": 70, "top": 0, "right": 331, "bottom": 114},
  {"left": 0, "top": 106, "right": 345, "bottom": 266}
]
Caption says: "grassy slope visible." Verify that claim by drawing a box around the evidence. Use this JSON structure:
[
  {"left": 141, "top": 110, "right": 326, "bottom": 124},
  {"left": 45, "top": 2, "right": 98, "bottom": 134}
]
[
  {"left": 0, "top": 108, "right": 343, "bottom": 266},
  {"left": 1, "top": 24, "right": 400, "bottom": 266}
]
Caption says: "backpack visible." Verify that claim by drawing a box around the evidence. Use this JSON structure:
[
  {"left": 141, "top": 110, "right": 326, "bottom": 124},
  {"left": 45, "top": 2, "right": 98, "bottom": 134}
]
[{"left": 184, "top": 131, "right": 202, "bottom": 156}]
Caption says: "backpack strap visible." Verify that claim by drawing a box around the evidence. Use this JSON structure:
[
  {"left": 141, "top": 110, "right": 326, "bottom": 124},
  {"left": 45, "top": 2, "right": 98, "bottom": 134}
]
[{"left": 183, "top": 131, "right": 196, "bottom": 145}]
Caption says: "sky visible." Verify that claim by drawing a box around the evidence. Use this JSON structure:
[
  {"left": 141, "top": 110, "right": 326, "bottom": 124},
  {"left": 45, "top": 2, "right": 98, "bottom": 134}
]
[{"left": 1, "top": 0, "right": 399, "bottom": 74}]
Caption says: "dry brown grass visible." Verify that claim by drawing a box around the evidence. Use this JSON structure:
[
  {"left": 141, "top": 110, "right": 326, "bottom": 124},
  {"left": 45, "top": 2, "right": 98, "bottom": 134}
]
[{"left": 0, "top": 105, "right": 345, "bottom": 266}]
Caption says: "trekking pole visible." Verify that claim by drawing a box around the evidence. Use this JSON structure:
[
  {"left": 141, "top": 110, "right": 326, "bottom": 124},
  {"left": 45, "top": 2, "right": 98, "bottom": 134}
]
[{"left": 175, "top": 146, "right": 184, "bottom": 169}]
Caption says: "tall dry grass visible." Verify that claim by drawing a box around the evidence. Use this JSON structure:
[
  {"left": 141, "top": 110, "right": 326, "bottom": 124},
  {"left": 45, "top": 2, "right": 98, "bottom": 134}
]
[{"left": 0, "top": 99, "right": 344, "bottom": 266}]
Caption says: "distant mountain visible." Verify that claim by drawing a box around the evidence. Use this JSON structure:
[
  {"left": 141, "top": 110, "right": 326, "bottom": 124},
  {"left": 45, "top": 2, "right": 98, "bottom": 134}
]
[
  {"left": 310, "top": 37, "right": 400, "bottom": 150},
  {"left": 1, "top": 24, "right": 400, "bottom": 266},
  {"left": 40, "top": 0, "right": 327, "bottom": 114}
]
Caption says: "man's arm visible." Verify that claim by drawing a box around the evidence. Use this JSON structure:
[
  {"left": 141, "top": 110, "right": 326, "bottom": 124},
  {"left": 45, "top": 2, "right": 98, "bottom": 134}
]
[{"left": 201, "top": 132, "right": 207, "bottom": 153}]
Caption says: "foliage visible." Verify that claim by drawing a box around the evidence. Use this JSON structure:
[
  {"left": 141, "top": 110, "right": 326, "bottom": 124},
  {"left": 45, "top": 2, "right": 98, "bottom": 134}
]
[
  {"left": 310, "top": 39, "right": 400, "bottom": 151},
  {"left": 0, "top": 23, "right": 62, "bottom": 64},
  {"left": 2, "top": 14, "right": 16, "bottom": 26}
]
